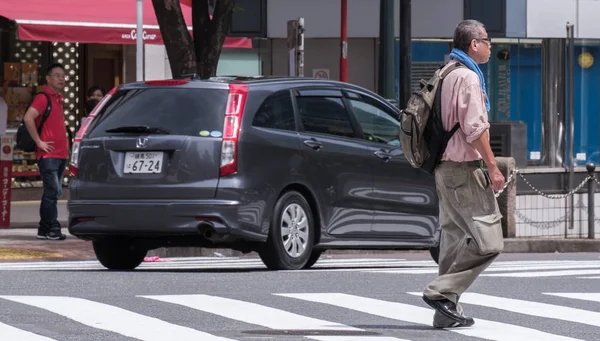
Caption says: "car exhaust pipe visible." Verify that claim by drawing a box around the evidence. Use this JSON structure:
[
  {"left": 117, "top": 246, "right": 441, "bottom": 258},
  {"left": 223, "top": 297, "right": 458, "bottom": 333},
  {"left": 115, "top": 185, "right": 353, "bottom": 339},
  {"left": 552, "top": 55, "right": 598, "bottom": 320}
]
[{"left": 197, "top": 222, "right": 215, "bottom": 239}]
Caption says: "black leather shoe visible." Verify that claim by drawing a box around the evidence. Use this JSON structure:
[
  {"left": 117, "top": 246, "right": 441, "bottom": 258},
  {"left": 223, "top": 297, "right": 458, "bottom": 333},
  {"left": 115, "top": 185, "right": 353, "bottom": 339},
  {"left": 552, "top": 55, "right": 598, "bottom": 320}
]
[{"left": 422, "top": 296, "right": 475, "bottom": 327}]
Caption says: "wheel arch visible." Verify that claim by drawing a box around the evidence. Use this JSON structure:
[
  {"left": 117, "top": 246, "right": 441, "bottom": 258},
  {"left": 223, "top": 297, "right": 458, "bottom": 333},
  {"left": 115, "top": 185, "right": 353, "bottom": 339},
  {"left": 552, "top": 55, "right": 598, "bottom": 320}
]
[{"left": 277, "top": 183, "right": 323, "bottom": 246}]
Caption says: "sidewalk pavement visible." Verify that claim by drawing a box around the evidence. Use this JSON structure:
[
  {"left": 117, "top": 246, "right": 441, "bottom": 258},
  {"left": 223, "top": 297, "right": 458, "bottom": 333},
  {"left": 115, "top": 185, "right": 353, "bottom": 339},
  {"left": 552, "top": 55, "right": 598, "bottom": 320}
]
[
  {"left": 9, "top": 200, "right": 68, "bottom": 229},
  {"left": 1, "top": 201, "right": 599, "bottom": 262},
  {"left": 0, "top": 228, "right": 96, "bottom": 261}
]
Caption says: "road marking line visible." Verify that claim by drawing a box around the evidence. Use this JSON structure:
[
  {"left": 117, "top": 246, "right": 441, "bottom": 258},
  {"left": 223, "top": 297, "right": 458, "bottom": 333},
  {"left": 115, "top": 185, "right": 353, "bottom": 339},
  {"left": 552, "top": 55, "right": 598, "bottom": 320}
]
[
  {"left": 311, "top": 337, "right": 407, "bottom": 341},
  {"left": 482, "top": 269, "right": 600, "bottom": 278},
  {"left": 544, "top": 293, "right": 600, "bottom": 303},
  {"left": 141, "top": 294, "right": 409, "bottom": 340},
  {"left": 0, "top": 296, "right": 235, "bottom": 341},
  {"left": 0, "top": 322, "right": 56, "bottom": 341},
  {"left": 409, "top": 292, "right": 600, "bottom": 327},
  {"left": 369, "top": 263, "right": 600, "bottom": 274},
  {"left": 141, "top": 294, "right": 358, "bottom": 330},
  {"left": 275, "top": 293, "right": 583, "bottom": 341}
]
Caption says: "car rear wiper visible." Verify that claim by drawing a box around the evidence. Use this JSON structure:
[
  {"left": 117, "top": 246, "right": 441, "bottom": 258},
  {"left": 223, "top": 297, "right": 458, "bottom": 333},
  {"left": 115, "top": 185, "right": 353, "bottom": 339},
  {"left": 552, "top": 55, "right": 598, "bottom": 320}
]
[{"left": 105, "top": 125, "right": 171, "bottom": 134}]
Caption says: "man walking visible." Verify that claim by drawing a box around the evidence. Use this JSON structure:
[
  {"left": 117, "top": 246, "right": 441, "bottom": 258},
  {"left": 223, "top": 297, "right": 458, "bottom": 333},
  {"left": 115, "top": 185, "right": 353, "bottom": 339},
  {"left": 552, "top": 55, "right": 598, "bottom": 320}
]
[
  {"left": 23, "top": 63, "right": 69, "bottom": 240},
  {"left": 421, "top": 20, "right": 505, "bottom": 328}
]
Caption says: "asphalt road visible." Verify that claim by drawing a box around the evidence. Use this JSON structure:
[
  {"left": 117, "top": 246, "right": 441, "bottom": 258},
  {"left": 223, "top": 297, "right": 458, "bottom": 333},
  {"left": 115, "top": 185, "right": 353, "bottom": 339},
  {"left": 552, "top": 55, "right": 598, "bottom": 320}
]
[{"left": 1, "top": 252, "right": 600, "bottom": 341}]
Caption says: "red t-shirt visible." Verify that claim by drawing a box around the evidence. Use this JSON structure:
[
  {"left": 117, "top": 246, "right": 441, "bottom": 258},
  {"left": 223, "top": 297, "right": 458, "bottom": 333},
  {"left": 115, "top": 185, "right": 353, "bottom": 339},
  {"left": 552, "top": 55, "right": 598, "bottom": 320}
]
[{"left": 30, "top": 86, "right": 69, "bottom": 160}]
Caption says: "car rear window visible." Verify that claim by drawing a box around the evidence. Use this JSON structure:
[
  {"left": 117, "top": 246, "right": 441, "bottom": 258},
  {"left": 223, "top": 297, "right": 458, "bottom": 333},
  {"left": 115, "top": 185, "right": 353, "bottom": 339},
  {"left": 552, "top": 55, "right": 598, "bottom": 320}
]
[{"left": 87, "top": 88, "right": 228, "bottom": 138}]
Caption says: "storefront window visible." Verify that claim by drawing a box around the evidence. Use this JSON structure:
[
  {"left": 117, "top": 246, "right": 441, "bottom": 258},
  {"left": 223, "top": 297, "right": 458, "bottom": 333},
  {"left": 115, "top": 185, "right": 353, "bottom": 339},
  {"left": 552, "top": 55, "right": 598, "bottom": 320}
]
[
  {"left": 485, "top": 38, "right": 600, "bottom": 167},
  {"left": 0, "top": 37, "right": 82, "bottom": 189}
]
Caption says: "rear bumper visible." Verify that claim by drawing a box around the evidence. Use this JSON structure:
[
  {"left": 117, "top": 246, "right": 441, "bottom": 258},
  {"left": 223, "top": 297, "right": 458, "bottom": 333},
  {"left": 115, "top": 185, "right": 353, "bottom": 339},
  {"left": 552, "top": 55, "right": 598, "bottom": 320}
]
[{"left": 67, "top": 199, "right": 266, "bottom": 242}]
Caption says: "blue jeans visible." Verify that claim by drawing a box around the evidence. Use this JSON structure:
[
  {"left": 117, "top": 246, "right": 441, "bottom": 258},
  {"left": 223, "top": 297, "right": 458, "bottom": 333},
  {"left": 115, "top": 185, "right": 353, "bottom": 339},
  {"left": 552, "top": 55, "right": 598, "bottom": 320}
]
[{"left": 38, "top": 158, "right": 67, "bottom": 233}]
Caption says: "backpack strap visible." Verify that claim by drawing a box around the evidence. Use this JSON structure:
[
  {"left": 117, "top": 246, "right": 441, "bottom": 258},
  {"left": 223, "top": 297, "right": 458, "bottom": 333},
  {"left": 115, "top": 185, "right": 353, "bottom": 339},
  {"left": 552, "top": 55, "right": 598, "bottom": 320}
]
[
  {"left": 449, "top": 122, "right": 460, "bottom": 135},
  {"left": 36, "top": 92, "right": 52, "bottom": 134},
  {"left": 440, "top": 62, "right": 464, "bottom": 79},
  {"left": 439, "top": 63, "right": 464, "bottom": 139}
]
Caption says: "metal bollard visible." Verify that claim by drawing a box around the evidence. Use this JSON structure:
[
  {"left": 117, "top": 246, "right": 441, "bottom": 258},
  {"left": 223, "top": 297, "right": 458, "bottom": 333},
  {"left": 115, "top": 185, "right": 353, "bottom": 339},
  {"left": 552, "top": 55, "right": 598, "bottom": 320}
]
[{"left": 587, "top": 163, "right": 596, "bottom": 239}]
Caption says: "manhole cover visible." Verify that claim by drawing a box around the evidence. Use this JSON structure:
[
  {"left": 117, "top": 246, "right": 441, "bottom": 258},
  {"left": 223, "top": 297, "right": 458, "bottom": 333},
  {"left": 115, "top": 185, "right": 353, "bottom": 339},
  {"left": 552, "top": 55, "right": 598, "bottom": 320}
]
[{"left": 241, "top": 329, "right": 380, "bottom": 336}]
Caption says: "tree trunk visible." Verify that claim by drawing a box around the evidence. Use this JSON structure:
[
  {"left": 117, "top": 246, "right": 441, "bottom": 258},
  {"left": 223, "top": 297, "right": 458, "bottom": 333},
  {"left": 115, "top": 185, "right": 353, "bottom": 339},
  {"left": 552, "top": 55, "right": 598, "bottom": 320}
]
[
  {"left": 192, "top": 0, "right": 236, "bottom": 78},
  {"left": 151, "top": 0, "right": 196, "bottom": 78}
]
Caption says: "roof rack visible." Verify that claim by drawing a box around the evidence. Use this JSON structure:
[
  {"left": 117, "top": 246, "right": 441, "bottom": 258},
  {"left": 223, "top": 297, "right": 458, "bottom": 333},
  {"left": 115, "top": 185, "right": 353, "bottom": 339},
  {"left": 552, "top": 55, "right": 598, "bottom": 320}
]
[
  {"left": 175, "top": 72, "right": 200, "bottom": 80},
  {"left": 209, "top": 75, "right": 266, "bottom": 81}
]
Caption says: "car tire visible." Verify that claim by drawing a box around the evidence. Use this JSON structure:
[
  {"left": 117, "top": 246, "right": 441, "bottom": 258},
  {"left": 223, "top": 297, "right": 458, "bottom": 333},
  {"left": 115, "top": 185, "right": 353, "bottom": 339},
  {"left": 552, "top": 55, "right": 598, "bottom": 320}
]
[
  {"left": 429, "top": 245, "right": 440, "bottom": 264},
  {"left": 302, "top": 250, "right": 323, "bottom": 269},
  {"left": 93, "top": 239, "right": 147, "bottom": 270},
  {"left": 258, "top": 191, "right": 315, "bottom": 270}
]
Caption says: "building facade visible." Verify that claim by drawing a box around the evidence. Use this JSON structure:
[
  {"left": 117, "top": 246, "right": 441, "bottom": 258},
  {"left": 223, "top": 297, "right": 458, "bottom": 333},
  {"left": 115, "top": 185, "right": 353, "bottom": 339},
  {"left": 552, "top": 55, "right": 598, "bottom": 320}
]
[
  {"left": 264, "top": 0, "right": 600, "bottom": 168},
  {"left": 122, "top": 0, "right": 600, "bottom": 169}
]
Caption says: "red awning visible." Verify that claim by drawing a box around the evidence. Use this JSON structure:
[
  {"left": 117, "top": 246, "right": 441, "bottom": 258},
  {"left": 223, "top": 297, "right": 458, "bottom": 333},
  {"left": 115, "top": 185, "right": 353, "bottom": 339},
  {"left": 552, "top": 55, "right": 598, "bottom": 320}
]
[{"left": 0, "top": 0, "right": 251, "bottom": 48}]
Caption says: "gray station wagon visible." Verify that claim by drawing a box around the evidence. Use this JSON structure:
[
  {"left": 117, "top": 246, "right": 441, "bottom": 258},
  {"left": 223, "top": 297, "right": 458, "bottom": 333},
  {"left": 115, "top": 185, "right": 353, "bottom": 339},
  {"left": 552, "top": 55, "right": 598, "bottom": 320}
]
[{"left": 68, "top": 76, "right": 441, "bottom": 270}]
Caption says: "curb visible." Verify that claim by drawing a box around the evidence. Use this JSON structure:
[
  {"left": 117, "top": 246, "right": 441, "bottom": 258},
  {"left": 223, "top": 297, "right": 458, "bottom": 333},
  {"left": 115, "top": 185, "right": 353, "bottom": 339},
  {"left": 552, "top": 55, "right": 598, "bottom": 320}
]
[{"left": 503, "top": 238, "right": 600, "bottom": 253}]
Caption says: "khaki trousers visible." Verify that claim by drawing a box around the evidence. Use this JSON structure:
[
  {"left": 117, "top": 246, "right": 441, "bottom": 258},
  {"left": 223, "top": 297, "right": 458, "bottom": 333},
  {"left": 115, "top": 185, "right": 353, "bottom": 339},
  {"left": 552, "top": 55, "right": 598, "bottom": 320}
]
[{"left": 423, "top": 160, "right": 504, "bottom": 326}]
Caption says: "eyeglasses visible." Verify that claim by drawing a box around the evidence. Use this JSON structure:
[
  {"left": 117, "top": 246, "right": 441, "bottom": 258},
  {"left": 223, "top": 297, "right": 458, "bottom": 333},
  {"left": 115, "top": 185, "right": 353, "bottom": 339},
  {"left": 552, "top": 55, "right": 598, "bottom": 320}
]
[{"left": 477, "top": 37, "right": 491, "bottom": 45}]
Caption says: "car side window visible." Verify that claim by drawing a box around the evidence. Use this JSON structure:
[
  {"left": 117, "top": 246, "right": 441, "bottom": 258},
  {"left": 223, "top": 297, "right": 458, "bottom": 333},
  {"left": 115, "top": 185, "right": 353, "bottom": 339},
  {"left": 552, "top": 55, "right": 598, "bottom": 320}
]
[
  {"left": 348, "top": 98, "right": 401, "bottom": 146},
  {"left": 252, "top": 91, "right": 296, "bottom": 131},
  {"left": 296, "top": 96, "right": 356, "bottom": 138}
]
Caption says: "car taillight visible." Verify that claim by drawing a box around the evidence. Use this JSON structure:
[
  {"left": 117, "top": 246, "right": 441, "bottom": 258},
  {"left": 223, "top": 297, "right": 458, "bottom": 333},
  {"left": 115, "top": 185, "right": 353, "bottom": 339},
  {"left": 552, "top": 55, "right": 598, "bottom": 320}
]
[
  {"left": 219, "top": 83, "right": 248, "bottom": 177},
  {"left": 69, "top": 86, "right": 118, "bottom": 176}
]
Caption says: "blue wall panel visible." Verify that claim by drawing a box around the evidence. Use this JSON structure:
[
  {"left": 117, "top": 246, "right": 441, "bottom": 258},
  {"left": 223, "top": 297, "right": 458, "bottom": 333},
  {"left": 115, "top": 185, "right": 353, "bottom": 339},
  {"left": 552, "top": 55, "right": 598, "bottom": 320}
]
[
  {"left": 509, "top": 45, "right": 542, "bottom": 158},
  {"left": 398, "top": 41, "right": 600, "bottom": 165},
  {"left": 572, "top": 46, "right": 600, "bottom": 165}
]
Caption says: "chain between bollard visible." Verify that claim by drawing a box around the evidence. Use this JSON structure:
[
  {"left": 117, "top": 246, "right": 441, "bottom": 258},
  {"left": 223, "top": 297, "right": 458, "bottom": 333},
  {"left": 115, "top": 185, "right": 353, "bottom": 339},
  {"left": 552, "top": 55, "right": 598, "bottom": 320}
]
[
  {"left": 516, "top": 171, "right": 592, "bottom": 199},
  {"left": 493, "top": 166, "right": 595, "bottom": 199},
  {"left": 496, "top": 163, "right": 598, "bottom": 236}
]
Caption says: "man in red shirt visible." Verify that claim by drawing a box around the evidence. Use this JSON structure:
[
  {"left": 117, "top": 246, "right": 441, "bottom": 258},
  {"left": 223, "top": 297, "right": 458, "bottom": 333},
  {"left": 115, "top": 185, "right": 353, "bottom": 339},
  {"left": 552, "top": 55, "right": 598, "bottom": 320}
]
[{"left": 23, "top": 63, "right": 69, "bottom": 240}]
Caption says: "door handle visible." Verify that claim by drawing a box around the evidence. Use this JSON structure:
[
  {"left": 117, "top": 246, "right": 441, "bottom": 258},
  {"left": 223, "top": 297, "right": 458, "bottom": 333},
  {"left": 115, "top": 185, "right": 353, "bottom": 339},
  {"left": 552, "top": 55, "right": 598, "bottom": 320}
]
[
  {"left": 303, "top": 139, "right": 323, "bottom": 151},
  {"left": 373, "top": 150, "right": 391, "bottom": 161}
]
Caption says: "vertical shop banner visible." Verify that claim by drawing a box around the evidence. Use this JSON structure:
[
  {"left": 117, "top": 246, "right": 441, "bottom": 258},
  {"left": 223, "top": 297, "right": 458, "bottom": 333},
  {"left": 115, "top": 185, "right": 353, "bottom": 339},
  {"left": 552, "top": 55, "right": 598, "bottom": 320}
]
[
  {"left": 0, "top": 135, "right": 13, "bottom": 228},
  {"left": 492, "top": 45, "right": 511, "bottom": 121}
]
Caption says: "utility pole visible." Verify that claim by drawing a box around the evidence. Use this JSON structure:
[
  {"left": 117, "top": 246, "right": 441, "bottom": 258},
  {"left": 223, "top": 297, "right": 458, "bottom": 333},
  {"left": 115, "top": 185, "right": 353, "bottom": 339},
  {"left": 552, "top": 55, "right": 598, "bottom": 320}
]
[
  {"left": 377, "top": 0, "right": 395, "bottom": 99},
  {"left": 399, "top": 0, "right": 411, "bottom": 107},
  {"left": 340, "top": 0, "right": 348, "bottom": 82},
  {"left": 136, "top": 0, "right": 144, "bottom": 81}
]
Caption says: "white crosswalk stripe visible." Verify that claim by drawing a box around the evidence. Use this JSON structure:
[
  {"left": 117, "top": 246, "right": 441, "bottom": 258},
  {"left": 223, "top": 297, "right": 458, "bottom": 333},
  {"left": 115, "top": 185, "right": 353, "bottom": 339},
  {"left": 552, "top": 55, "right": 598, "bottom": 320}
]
[
  {"left": 142, "top": 294, "right": 408, "bottom": 341},
  {"left": 2, "top": 291, "right": 600, "bottom": 340},
  {"left": 0, "top": 257, "right": 417, "bottom": 271},
  {"left": 482, "top": 269, "right": 600, "bottom": 278},
  {"left": 2, "top": 257, "right": 600, "bottom": 282},
  {"left": 0, "top": 296, "right": 235, "bottom": 341},
  {"left": 408, "top": 292, "right": 600, "bottom": 328},
  {"left": 276, "top": 293, "right": 584, "bottom": 341},
  {"left": 4, "top": 258, "right": 600, "bottom": 279},
  {"left": 0, "top": 321, "right": 56, "bottom": 341},
  {"left": 361, "top": 260, "right": 600, "bottom": 279},
  {"left": 370, "top": 262, "right": 600, "bottom": 274},
  {"left": 544, "top": 292, "right": 600, "bottom": 303}
]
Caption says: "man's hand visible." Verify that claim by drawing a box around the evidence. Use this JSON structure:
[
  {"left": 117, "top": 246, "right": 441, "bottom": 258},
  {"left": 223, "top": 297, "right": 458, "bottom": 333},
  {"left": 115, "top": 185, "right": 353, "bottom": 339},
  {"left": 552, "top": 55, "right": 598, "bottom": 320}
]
[
  {"left": 36, "top": 140, "right": 53, "bottom": 153},
  {"left": 488, "top": 166, "right": 505, "bottom": 192},
  {"left": 472, "top": 130, "right": 505, "bottom": 192}
]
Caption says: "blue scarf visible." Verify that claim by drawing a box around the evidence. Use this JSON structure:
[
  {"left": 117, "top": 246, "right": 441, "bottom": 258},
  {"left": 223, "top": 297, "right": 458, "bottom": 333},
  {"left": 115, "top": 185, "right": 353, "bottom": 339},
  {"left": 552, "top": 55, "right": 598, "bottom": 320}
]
[{"left": 448, "top": 48, "right": 490, "bottom": 112}]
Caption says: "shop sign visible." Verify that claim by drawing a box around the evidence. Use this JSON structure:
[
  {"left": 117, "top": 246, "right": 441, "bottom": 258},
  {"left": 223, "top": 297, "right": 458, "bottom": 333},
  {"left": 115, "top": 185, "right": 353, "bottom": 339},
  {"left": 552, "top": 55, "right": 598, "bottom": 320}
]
[
  {"left": 312, "top": 69, "right": 330, "bottom": 79},
  {"left": 0, "top": 135, "right": 12, "bottom": 228},
  {"left": 121, "top": 29, "right": 158, "bottom": 41}
]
